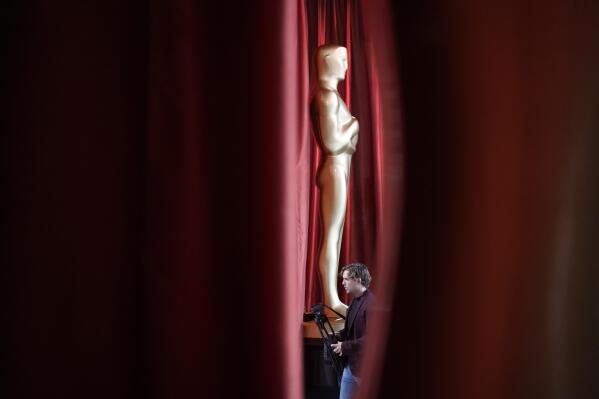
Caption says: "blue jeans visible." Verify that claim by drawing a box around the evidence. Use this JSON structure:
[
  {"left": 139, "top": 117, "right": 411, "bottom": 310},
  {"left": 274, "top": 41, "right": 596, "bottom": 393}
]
[{"left": 340, "top": 366, "right": 360, "bottom": 399}]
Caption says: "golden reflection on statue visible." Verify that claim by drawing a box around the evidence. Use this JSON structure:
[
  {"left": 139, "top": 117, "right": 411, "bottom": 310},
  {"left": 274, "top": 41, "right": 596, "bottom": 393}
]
[{"left": 310, "top": 45, "right": 359, "bottom": 317}]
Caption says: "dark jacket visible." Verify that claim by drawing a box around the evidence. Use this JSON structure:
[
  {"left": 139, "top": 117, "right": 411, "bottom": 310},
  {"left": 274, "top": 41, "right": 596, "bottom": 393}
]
[{"left": 338, "top": 290, "right": 374, "bottom": 375}]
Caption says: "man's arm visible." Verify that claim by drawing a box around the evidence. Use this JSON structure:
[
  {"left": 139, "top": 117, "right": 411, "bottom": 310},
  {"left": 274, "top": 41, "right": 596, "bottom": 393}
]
[
  {"left": 340, "top": 335, "right": 366, "bottom": 356},
  {"left": 331, "top": 327, "right": 346, "bottom": 355}
]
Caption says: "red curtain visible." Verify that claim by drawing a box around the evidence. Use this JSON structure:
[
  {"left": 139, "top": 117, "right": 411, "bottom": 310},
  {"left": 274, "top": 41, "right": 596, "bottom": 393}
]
[
  {"left": 376, "top": 1, "right": 599, "bottom": 399},
  {"left": 1, "top": 1, "right": 150, "bottom": 398},
  {"left": 144, "top": 1, "right": 306, "bottom": 398},
  {"left": 2, "top": 0, "right": 311, "bottom": 398}
]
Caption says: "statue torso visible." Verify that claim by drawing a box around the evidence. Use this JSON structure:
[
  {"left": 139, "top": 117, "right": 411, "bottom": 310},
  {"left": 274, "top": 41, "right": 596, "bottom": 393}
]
[{"left": 310, "top": 88, "right": 359, "bottom": 157}]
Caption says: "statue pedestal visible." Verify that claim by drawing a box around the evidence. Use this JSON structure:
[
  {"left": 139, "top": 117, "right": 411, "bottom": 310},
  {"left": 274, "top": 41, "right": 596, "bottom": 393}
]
[{"left": 302, "top": 317, "right": 345, "bottom": 339}]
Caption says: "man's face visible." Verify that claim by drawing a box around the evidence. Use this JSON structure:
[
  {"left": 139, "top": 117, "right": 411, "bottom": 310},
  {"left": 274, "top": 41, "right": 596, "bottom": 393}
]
[{"left": 342, "top": 270, "right": 361, "bottom": 296}]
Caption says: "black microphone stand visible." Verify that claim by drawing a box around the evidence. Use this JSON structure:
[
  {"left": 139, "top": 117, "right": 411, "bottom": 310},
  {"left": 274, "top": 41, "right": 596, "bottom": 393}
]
[{"left": 310, "top": 303, "right": 345, "bottom": 387}]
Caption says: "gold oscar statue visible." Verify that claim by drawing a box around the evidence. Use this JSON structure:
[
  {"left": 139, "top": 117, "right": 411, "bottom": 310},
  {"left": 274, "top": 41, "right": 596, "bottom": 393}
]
[{"left": 310, "top": 45, "right": 359, "bottom": 317}]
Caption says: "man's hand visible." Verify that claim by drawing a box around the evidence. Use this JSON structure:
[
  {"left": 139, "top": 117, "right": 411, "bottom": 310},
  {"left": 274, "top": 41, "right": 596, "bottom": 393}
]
[{"left": 331, "top": 342, "right": 343, "bottom": 356}]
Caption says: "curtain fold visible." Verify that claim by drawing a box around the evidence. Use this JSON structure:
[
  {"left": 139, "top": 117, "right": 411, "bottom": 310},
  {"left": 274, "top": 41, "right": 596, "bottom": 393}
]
[
  {"left": 1, "top": 1, "right": 150, "bottom": 398},
  {"left": 144, "top": 1, "right": 304, "bottom": 398},
  {"left": 377, "top": 1, "right": 599, "bottom": 398},
  {"left": 1, "top": 0, "right": 310, "bottom": 398}
]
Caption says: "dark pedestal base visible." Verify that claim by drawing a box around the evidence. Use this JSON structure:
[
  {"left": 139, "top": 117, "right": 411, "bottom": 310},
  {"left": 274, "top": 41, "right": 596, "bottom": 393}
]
[{"left": 304, "top": 338, "right": 340, "bottom": 399}]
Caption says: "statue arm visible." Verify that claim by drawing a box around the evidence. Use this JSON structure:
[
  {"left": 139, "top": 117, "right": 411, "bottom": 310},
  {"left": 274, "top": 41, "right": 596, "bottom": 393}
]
[
  {"left": 341, "top": 116, "right": 359, "bottom": 136},
  {"left": 342, "top": 117, "right": 359, "bottom": 151},
  {"left": 318, "top": 92, "right": 355, "bottom": 153}
]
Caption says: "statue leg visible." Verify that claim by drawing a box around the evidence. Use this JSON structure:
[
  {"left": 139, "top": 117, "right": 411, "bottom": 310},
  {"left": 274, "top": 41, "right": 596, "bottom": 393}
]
[{"left": 318, "top": 162, "right": 349, "bottom": 317}]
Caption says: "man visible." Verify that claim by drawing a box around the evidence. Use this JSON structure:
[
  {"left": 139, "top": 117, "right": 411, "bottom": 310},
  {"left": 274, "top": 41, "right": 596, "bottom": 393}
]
[{"left": 331, "top": 263, "right": 374, "bottom": 399}]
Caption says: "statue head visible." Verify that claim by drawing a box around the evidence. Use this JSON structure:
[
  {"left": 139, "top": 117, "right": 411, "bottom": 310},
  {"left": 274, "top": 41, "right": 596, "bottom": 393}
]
[{"left": 315, "top": 44, "right": 348, "bottom": 81}]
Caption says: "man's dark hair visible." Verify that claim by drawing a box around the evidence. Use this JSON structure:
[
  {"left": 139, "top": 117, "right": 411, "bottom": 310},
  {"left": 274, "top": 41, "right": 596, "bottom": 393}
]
[{"left": 340, "top": 263, "right": 372, "bottom": 288}]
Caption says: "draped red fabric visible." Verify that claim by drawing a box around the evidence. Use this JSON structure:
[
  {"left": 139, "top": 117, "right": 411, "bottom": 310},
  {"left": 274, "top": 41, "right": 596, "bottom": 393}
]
[
  {"left": 303, "top": 0, "right": 390, "bottom": 311},
  {"left": 1, "top": 0, "right": 308, "bottom": 398},
  {"left": 375, "top": 1, "right": 599, "bottom": 399},
  {"left": 1, "top": 2, "right": 150, "bottom": 398},
  {"left": 144, "top": 1, "right": 305, "bottom": 398}
]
